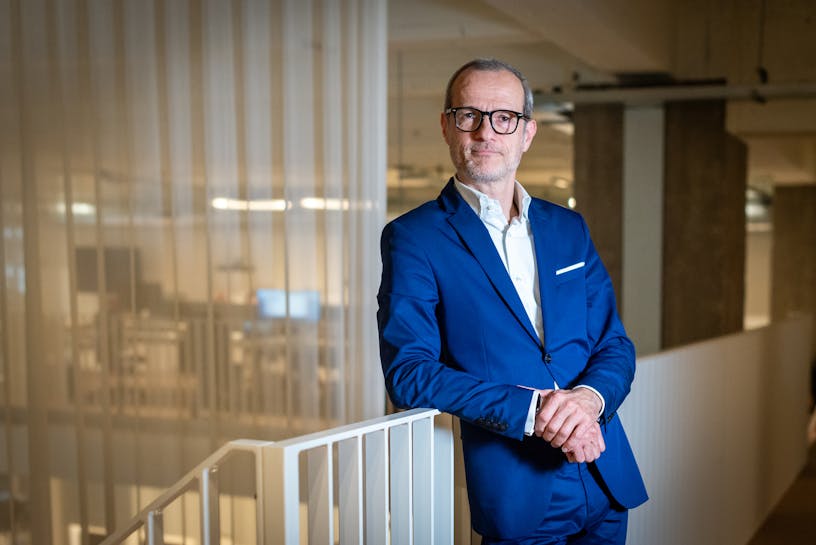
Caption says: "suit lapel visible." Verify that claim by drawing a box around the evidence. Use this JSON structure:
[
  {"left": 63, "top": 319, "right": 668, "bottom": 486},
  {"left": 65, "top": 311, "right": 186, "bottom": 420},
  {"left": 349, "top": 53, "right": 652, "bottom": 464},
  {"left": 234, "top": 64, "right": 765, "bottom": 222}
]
[
  {"left": 529, "top": 199, "right": 556, "bottom": 344},
  {"left": 440, "top": 180, "right": 541, "bottom": 345}
]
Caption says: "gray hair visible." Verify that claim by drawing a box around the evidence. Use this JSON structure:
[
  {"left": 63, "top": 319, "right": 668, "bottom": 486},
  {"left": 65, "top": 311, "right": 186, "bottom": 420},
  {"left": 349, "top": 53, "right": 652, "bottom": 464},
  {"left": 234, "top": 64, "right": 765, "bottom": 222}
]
[{"left": 443, "top": 58, "right": 534, "bottom": 118}]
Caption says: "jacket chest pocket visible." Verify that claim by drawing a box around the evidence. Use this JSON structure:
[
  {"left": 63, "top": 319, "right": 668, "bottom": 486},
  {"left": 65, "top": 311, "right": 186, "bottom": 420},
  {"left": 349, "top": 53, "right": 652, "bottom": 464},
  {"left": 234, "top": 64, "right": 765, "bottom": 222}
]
[{"left": 554, "top": 261, "right": 585, "bottom": 285}]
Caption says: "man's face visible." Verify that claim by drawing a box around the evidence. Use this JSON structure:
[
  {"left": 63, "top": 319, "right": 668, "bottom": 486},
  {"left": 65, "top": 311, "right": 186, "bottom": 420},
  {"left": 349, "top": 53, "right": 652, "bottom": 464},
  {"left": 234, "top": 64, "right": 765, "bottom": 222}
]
[{"left": 441, "top": 69, "right": 537, "bottom": 186}]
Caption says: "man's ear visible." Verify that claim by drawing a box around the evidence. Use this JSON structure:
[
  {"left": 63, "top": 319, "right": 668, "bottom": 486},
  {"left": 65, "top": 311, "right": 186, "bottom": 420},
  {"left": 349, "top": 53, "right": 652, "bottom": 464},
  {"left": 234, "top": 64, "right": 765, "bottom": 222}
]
[
  {"left": 521, "top": 118, "right": 537, "bottom": 152},
  {"left": 440, "top": 111, "right": 450, "bottom": 142}
]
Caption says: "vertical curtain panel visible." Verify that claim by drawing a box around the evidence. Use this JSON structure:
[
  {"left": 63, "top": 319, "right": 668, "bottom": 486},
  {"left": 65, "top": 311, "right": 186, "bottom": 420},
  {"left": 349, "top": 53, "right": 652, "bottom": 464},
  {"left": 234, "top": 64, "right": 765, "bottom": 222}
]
[{"left": 0, "top": 0, "right": 386, "bottom": 542}]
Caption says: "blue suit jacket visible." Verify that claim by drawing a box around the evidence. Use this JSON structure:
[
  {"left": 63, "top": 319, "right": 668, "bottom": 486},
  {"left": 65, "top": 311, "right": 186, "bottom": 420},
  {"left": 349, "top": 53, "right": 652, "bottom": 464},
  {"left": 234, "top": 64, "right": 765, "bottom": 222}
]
[{"left": 377, "top": 179, "right": 648, "bottom": 539}]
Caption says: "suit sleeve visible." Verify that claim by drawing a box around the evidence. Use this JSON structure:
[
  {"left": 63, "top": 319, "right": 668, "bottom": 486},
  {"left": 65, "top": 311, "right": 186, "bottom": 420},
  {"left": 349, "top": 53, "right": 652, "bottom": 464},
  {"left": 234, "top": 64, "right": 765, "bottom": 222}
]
[
  {"left": 573, "top": 216, "right": 636, "bottom": 424},
  {"left": 377, "top": 220, "right": 533, "bottom": 439}
]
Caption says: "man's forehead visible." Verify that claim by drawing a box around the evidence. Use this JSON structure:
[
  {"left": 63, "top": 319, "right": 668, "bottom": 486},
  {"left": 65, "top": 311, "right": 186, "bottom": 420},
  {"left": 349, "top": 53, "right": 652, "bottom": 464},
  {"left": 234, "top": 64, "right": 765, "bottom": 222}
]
[{"left": 451, "top": 69, "right": 524, "bottom": 104}]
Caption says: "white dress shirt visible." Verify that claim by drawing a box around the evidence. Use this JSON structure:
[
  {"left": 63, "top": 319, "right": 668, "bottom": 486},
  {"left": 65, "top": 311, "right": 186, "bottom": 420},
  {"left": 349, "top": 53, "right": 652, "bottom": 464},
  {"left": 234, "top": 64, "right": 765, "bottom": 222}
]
[{"left": 454, "top": 179, "right": 605, "bottom": 436}]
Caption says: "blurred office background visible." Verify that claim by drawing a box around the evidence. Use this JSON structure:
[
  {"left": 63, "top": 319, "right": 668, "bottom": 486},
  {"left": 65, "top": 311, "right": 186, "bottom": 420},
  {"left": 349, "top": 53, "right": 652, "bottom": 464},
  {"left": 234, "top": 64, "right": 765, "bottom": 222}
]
[{"left": 1, "top": 0, "right": 814, "bottom": 543}]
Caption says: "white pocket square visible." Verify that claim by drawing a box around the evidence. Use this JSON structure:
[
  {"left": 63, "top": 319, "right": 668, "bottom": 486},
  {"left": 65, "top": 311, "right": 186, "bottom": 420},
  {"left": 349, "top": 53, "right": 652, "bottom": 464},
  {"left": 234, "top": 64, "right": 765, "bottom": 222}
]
[{"left": 555, "top": 261, "right": 585, "bottom": 276}]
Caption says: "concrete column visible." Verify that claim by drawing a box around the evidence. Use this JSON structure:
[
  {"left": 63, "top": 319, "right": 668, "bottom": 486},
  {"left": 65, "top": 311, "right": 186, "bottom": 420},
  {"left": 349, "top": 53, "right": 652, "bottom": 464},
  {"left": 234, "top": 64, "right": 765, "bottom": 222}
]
[
  {"left": 573, "top": 104, "right": 624, "bottom": 299},
  {"left": 772, "top": 186, "right": 816, "bottom": 355},
  {"left": 662, "top": 100, "right": 746, "bottom": 349}
]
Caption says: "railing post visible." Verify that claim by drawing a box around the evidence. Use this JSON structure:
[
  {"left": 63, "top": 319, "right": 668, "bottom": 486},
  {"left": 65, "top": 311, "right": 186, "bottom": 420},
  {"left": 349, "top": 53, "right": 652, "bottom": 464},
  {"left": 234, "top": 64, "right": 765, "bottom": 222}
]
[
  {"left": 390, "top": 423, "right": 412, "bottom": 544},
  {"left": 434, "top": 413, "right": 455, "bottom": 545},
  {"left": 201, "top": 466, "right": 220, "bottom": 545},
  {"left": 337, "top": 436, "right": 363, "bottom": 545},
  {"left": 307, "top": 446, "right": 333, "bottom": 544},
  {"left": 258, "top": 444, "right": 301, "bottom": 545},
  {"left": 411, "top": 417, "right": 433, "bottom": 544},
  {"left": 365, "top": 429, "right": 388, "bottom": 544},
  {"left": 146, "top": 510, "right": 164, "bottom": 545}
]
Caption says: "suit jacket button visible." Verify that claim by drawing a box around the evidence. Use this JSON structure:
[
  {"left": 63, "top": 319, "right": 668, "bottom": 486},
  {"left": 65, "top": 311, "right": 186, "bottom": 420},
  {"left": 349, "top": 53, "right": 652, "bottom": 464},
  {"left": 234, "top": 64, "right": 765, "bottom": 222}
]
[{"left": 544, "top": 353, "right": 552, "bottom": 364}]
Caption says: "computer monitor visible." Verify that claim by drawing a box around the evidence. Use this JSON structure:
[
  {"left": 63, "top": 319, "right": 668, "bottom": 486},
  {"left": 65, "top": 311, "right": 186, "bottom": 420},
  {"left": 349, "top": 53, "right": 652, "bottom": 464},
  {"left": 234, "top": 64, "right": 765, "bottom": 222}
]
[{"left": 256, "top": 289, "right": 321, "bottom": 322}]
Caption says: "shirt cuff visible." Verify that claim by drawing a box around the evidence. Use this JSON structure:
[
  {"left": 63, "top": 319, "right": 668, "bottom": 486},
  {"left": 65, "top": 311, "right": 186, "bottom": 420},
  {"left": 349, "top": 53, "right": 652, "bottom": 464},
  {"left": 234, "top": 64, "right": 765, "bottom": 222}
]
[
  {"left": 523, "top": 391, "right": 540, "bottom": 436},
  {"left": 574, "top": 384, "right": 605, "bottom": 418}
]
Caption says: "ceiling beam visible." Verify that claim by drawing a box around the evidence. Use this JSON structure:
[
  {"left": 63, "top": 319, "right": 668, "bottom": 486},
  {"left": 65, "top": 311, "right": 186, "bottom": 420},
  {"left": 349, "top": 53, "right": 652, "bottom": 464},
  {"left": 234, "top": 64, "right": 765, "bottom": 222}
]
[{"left": 482, "top": 0, "right": 673, "bottom": 73}]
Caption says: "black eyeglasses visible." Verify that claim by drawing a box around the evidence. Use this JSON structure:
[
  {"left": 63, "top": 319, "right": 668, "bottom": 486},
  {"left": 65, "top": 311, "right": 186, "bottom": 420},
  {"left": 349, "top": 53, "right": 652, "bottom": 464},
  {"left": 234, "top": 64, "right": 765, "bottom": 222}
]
[{"left": 445, "top": 107, "right": 528, "bottom": 135}]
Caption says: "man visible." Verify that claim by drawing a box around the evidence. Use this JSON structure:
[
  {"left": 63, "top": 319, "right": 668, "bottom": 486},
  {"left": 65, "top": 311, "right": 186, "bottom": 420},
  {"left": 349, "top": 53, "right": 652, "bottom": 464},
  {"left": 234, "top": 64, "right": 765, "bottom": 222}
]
[{"left": 377, "top": 59, "right": 648, "bottom": 544}]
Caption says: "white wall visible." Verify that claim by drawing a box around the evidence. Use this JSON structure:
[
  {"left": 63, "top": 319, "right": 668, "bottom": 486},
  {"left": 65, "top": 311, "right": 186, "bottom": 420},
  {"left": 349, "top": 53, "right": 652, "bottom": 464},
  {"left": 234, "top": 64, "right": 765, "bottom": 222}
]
[
  {"left": 623, "top": 315, "right": 812, "bottom": 545},
  {"left": 622, "top": 105, "right": 664, "bottom": 356}
]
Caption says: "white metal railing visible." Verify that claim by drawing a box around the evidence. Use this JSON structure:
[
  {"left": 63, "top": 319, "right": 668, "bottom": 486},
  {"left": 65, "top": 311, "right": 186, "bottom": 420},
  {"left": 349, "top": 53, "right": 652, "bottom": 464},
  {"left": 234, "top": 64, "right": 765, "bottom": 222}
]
[{"left": 100, "top": 407, "right": 453, "bottom": 545}]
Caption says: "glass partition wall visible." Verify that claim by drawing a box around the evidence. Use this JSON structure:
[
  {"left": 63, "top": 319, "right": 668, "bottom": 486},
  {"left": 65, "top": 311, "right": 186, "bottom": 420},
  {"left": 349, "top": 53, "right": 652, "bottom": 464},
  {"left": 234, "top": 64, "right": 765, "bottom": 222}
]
[{"left": 0, "top": 0, "right": 386, "bottom": 542}]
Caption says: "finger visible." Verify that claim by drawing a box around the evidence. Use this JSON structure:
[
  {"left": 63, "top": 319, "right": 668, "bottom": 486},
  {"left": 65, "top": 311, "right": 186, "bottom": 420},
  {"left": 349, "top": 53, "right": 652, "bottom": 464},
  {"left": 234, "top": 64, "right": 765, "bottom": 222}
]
[
  {"left": 550, "top": 412, "right": 582, "bottom": 448},
  {"left": 569, "top": 445, "right": 587, "bottom": 464},
  {"left": 585, "top": 441, "right": 600, "bottom": 463},
  {"left": 562, "top": 447, "right": 577, "bottom": 463},
  {"left": 538, "top": 403, "right": 571, "bottom": 442},
  {"left": 563, "top": 424, "right": 604, "bottom": 458},
  {"left": 578, "top": 422, "right": 605, "bottom": 454},
  {"left": 560, "top": 420, "right": 594, "bottom": 452},
  {"left": 581, "top": 439, "right": 601, "bottom": 463},
  {"left": 583, "top": 427, "right": 605, "bottom": 462}
]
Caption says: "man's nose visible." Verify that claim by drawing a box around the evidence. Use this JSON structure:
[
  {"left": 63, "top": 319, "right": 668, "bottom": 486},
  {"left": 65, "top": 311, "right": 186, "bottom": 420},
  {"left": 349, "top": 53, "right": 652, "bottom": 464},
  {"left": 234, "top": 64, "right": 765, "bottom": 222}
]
[{"left": 473, "top": 116, "right": 495, "bottom": 140}]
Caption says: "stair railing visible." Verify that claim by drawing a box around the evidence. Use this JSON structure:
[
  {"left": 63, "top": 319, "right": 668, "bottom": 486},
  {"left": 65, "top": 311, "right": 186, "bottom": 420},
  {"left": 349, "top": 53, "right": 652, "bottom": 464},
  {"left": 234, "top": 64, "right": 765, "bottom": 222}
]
[{"left": 100, "top": 407, "right": 453, "bottom": 545}]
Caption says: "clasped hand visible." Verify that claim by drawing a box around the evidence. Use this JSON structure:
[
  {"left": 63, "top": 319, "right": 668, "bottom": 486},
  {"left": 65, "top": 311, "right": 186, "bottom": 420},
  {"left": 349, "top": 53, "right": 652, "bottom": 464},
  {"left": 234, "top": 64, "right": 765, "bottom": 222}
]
[{"left": 534, "top": 388, "right": 606, "bottom": 463}]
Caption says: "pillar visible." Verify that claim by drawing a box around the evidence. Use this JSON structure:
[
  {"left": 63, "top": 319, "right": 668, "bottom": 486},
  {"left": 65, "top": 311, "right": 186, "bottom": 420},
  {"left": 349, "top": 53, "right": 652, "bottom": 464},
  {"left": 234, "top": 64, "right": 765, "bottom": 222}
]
[
  {"left": 772, "top": 186, "right": 816, "bottom": 355},
  {"left": 573, "top": 104, "right": 624, "bottom": 300},
  {"left": 662, "top": 100, "right": 746, "bottom": 348}
]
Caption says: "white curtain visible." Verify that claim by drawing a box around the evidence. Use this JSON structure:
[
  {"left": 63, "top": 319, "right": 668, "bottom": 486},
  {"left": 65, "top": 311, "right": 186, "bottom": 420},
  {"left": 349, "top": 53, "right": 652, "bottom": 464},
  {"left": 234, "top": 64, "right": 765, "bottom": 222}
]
[{"left": 0, "top": 0, "right": 386, "bottom": 542}]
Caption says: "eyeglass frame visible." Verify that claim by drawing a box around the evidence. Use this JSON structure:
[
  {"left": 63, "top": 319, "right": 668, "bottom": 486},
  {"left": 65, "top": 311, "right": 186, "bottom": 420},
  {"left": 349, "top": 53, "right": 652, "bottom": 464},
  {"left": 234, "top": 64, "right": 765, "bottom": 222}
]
[{"left": 444, "top": 107, "right": 530, "bottom": 135}]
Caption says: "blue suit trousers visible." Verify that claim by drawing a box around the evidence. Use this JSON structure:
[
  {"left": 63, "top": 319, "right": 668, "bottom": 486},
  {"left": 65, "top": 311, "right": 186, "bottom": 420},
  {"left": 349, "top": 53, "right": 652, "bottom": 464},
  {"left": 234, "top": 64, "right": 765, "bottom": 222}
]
[{"left": 480, "top": 461, "right": 628, "bottom": 545}]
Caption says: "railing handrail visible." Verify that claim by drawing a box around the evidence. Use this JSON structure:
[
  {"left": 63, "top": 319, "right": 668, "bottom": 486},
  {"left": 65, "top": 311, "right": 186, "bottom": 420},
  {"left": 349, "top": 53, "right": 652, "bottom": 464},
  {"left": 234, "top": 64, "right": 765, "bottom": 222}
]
[
  {"left": 100, "top": 438, "right": 272, "bottom": 545},
  {"left": 272, "top": 407, "right": 440, "bottom": 451}
]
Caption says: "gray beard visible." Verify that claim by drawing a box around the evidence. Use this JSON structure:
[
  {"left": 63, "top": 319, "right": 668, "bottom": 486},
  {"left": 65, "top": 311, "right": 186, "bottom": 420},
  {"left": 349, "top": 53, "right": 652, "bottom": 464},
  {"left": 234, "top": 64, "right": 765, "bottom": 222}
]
[{"left": 462, "top": 159, "right": 511, "bottom": 184}]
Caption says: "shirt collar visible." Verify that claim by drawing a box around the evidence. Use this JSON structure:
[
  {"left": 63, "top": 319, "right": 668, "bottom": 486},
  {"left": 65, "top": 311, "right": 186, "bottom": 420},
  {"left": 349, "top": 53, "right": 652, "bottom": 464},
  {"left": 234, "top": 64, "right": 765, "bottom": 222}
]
[{"left": 453, "top": 176, "right": 532, "bottom": 222}]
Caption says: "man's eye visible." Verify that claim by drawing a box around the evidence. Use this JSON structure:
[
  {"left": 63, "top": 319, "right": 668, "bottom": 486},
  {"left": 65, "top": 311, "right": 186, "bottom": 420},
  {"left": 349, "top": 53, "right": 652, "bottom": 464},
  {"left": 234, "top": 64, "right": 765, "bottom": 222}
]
[
  {"left": 496, "top": 113, "right": 513, "bottom": 123},
  {"left": 461, "top": 111, "right": 477, "bottom": 120}
]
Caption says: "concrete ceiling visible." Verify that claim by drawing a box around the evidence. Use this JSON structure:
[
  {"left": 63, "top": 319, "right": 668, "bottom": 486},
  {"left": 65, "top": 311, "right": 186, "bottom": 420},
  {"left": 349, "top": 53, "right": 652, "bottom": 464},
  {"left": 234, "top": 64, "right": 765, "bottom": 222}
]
[{"left": 387, "top": 0, "right": 816, "bottom": 205}]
